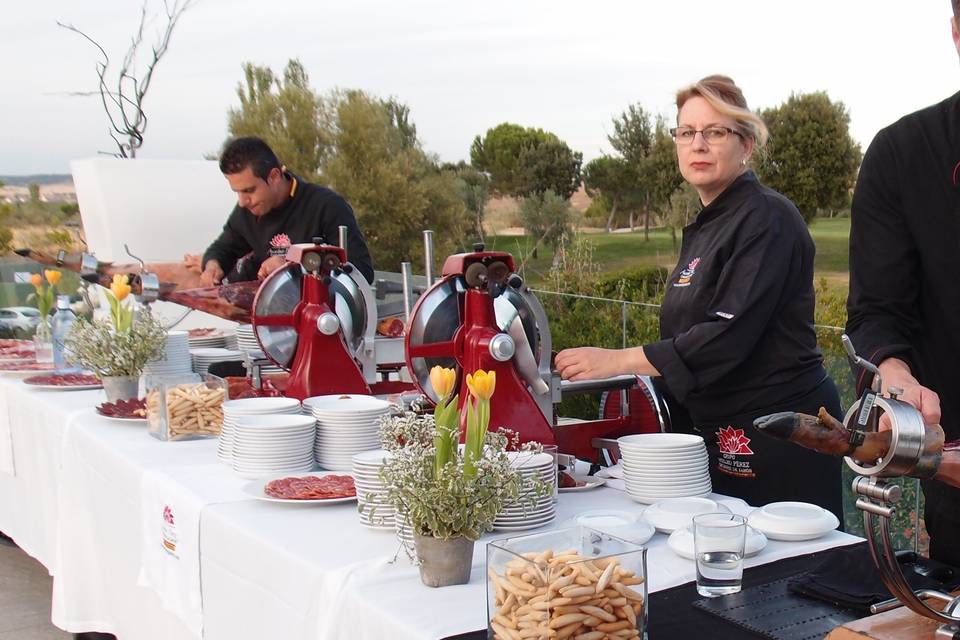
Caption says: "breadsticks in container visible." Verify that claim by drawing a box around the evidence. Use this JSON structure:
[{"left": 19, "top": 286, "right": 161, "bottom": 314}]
[{"left": 146, "top": 374, "right": 226, "bottom": 441}]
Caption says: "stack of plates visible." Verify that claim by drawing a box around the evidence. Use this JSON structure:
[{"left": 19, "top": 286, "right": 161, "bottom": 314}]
[
  {"left": 231, "top": 413, "right": 317, "bottom": 479},
  {"left": 351, "top": 449, "right": 395, "bottom": 530},
  {"left": 304, "top": 395, "right": 389, "bottom": 471},
  {"left": 142, "top": 331, "right": 192, "bottom": 377},
  {"left": 235, "top": 325, "right": 284, "bottom": 373},
  {"left": 617, "top": 434, "right": 711, "bottom": 504},
  {"left": 191, "top": 348, "right": 244, "bottom": 375},
  {"left": 218, "top": 397, "right": 303, "bottom": 465},
  {"left": 187, "top": 329, "right": 230, "bottom": 349},
  {"left": 493, "top": 452, "right": 556, "bottom": 532}
]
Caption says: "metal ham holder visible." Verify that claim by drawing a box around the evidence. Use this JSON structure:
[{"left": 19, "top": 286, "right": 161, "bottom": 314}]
[{"left": 842, "top": 335, "right": 960, "bottom": 637}]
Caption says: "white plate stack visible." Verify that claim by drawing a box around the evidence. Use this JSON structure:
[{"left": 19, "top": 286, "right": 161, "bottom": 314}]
[
  {"left": 187, "top": 330, "right": 230, "bottom": 349},
  {"left": 218, "top": 397, "right": 303, "bottom": 465},
  {"left": 304, "top": 395, "right": 390, "bottom": 471},
  {"left": 191, "top": 348, "right": 245, "bottom": 375},
  {"left": 617, "top": 433, "right": 712, "bottom": 504},
  {"left": 231, "top": 413, "right": 317, "bottom": 479},
  {"left": 493, "top": 452, "right": 557, "bottom": 532},
  {"left": 235, "top": 325, "right": 284, "bottom": 373},
  {"left": 142, "top": 331, "right": 193, "bottom": 377},
  {"left": 351, "top": 449, "right": 395, "bottom": 530}
]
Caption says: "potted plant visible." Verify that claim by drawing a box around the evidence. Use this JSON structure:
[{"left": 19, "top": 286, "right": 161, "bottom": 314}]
[
  {"left": 63, "top": 274, "right": 166, "bottom": 401},
  {"left": 376, "top": 366, "right": 549, "bottom": 587},
  {"left": 26, "top": 269, "right": 61, "bottom": 363}
]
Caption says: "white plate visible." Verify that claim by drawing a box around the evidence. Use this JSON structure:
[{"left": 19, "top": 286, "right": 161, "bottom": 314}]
[
  {"left": 618, "top": 433, "right": 704, "bottom": 449},
  {"left": 493, "top": 516, "right": 557, "bottom": 532},
  {"left": 575, "top": 510, "right": 656, "bottom": 545},
  {"left": 241, "top": 473, "right": 357, "bottom": 504},
  {"left": 747, "top": 502, "right": 840, "bottom": 541},
  {"left": 668, "top": 524, "right": 768, "bottom": 560},
  {"left": 642, "top": 497, "right": 728, "bottom": 532},
  {"left": 303, "top": 394, "right": 391, "bottom": 413},
  {"left": 558, "top": 475, "right": 606, "bottom": 492},
  {"left": 24, "top": 382, "right": 103, "bottom": 391}
]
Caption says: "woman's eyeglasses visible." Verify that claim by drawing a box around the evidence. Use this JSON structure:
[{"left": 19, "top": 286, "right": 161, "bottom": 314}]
[{"left": 669, "top": 126, "right": 743, "bottom": 145}]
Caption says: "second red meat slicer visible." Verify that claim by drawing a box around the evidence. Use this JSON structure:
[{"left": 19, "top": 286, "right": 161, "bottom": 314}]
[{"left": 405, "top": 244, "right": 665, "bottom": 463}]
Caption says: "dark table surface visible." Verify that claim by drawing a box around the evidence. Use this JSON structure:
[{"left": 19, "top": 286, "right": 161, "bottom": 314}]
[{"left": 442, "top": 543, "right": 864, "bottom": 640}]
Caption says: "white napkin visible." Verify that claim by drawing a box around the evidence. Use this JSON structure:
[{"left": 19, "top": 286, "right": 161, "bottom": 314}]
[
  {"left": 137, "top": 465, "right": 248, "bottom": 636},
  {"left": 0, "top": 383, "right": 15, "bottom": 476},
  {"left": 594, "top": 462, "right": 625, "bottom": 491}
]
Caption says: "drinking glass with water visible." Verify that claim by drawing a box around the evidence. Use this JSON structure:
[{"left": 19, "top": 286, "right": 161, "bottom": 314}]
[{"left": 693, "top": 512, "right": 746, "bottom": 597}]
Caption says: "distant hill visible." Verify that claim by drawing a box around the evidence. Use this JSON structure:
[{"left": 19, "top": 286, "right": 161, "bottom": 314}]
[{"left": 0, "top": 175, "right": 73, "bottom": 187}]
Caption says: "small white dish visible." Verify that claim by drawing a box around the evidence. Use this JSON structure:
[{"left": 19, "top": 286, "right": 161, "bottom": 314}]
[
  {"left": 642, "top": 497, "right": 729, "bottom": 532},
  {"left": 575, "top": 509, "right": 656, "bottom": 545},
  {"left": 747, "top": 501, "right": 840, "bottom": 541},
  {"left": 558, "top": 475, "right": 606, "bottom": 492}
]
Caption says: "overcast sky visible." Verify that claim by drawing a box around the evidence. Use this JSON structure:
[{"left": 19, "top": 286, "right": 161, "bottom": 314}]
[{"left": 2, "top": 0, "right": 958, "bottom": 175}]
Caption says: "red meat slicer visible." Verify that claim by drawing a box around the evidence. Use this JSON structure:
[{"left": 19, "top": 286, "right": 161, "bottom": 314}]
[
  {"left": 250, "top": 242, "right": 409, "bottom": 400},
  {"left": 404, "top": 244, "right": 664, "bottom": 463}
]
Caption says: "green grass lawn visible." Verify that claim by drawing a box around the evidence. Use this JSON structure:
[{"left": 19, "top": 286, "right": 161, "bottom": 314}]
[{"left": 487, "top": 217, "right": 851, "bottom": 292}]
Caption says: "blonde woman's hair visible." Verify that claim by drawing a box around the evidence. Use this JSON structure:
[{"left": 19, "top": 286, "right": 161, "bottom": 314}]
[{"left": 676, "top": 75, "right": 769, "bottom": 148}]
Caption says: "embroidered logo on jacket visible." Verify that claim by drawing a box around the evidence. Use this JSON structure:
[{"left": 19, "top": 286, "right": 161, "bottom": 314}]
[
  {"left": 268, "top": 233, "right": 292, "bottom": 257},
  {"left": 674, "top": 257, "right": 701, "bottom": 287},
  {"left": 717, "top": 426, "right": 754, "bottom": 455}
]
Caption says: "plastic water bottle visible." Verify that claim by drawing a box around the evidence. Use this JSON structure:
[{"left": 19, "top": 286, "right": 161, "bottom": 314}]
[{"left": 52, "top": 295, "right": 77, "bottom": 370}]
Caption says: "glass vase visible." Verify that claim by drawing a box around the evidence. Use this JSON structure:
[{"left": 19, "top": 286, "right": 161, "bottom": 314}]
[{"left": 33, "top": 319, "right": 54, "bottom": 364}]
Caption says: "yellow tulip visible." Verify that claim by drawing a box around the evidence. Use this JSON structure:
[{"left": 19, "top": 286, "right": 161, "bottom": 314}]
[
  {"left": 429, "top": 366, "right": 457, "bottom": 400},
  {"left": 30, "top": 273, "right": 43, "bottom": 289},
  {"left": 466, "top": 369, "right": 496, "bottom": 401},
  {"left": 111, "top": 274, "right": 132, "bottom": 301},
  {"left": 44, "top": 270, "right": 62, "bottom": 286}
]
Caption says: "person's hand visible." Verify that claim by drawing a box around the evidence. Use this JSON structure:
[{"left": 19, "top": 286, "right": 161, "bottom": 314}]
[
  {"left": 183, "top": 254, "right": 202, "bottom": 274},
  {"left": 876, "top": 357, "right": 941, "bottom": 430},
  {"left": 555, "top": 347, "right": 626, "bottom": 381},
  {"left": 200, "top": 260, "right": 225, "bottom": 287},
  {"left": 257, "top": 255, "right": 287, "bottom": 280}
]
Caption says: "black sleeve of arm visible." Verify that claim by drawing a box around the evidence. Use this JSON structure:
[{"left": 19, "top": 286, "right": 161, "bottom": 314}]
[
  {"left": 321, "top": 196, "right": 375, "bottom": 284},
  {"left": 201, "top": 209, "right": 251, "bottom": 278},
  {"left": 645, "top": 207, "right": 800, "bottom": 403},
  {"left": 845, "top": 129, "right": 919, "bottom": 392}
]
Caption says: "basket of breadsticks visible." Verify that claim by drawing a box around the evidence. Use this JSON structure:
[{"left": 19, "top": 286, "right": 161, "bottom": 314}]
[{"left": 145, "top": 374, "right": 226, "bottom": 441}]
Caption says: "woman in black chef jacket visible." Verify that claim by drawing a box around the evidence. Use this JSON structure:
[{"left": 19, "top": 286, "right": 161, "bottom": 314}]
[{"left": 555, "top": 75, "right": 843, "bottom": 521}]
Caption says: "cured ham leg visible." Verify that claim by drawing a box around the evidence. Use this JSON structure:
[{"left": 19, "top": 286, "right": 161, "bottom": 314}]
[{"left": 754, "top": 409, "right": 960, "bottom": 488}]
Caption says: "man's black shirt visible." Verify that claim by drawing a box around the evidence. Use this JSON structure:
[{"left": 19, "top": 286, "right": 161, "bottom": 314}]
[
  {"left": 202, "top": 175, "right": 374, "bottom": 284},
  {"left": 645, "top": 171, "right": 826, "bottom": 424}
]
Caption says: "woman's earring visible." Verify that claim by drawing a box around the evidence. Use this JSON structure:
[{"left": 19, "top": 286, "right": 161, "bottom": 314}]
[{"left": 741, "top": 158, "right": 747, "bottom": 166}]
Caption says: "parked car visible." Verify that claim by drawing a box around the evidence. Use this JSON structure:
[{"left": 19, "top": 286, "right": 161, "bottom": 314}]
[{"left": 0, "top": 307, "right": 42, "bottom": 332}]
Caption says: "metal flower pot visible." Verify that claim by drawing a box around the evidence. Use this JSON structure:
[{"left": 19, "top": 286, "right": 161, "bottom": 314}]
[
  {"left": 413, "top": 532, "right": 475, "bottom": 588},
  {"left": 101, "top": 375, "right": 140, "bottom": 402}
]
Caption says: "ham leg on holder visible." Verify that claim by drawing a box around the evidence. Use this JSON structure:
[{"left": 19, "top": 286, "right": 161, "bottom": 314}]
[{"left": 754, "top": 408, "right": 960, "bottom": 489}]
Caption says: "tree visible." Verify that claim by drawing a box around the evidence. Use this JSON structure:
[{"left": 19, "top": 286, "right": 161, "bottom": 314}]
[
  {"left": 516, "top": 138, "right": 582, "bottom": 199},
  {"left": 637, "top": 119, "right": 684, "bottom": 240},
  {"left": 322, "top": 90, "right": 467, "bottom": 270},
  {"left": 519, "top": 190, "right": 572, "bottom": 257},
  {"left": 758, "top": 92, "right": 862, "bottom": 223},
  {"left": 58, "top": 0, "right": 197, "bottom": 157},
  {"left": 470, "top": 123, "right": 580, "bottom": 198},
  {"left": 609, "top": 104, "right": 654, "bottom": 165},
  {"left": 443, "top": 162, "right": 491, "bottom": 243},
  {"left": 665, "top": 183, "right": 701, "bottom": 249},
  {"left": 582, "top": 155, "right": 635, "bottom": 231},
  {"left": 28, "top": 183, "right": 41, "bottom": 204},
  {"left": 227, "top": 59, "right": 330, "bottom": 181}
]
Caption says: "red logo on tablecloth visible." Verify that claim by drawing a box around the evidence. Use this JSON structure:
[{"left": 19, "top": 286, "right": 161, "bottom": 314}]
[
  {"left": 717, "top": 426, "right": 754, "bottom": 455},
  {"left": 163, "top": 505, "right": 175, "bottom": 525}
]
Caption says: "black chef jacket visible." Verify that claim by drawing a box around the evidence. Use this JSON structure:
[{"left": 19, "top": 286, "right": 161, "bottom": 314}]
[
  {"left": 846, "top": 90, "right": 960, "bottom": 565},
  {"left": 202, "top": 173, "right": 374, "bottom": 284},
  {"left": 645, "top": 171, "right": 827, "bottom": 425}
]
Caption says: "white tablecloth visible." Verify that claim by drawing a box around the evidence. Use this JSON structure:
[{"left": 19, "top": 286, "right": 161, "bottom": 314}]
[{"left": 0, "top": 376, "right": 863, "bottom": 639}]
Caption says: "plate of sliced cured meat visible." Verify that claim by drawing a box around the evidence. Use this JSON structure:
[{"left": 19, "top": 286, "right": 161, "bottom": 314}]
[
  {"left": 242, "top": 473, "right": 357, "bottom": 504},
  {"left": 0, "top": 361, "right": 56, "bottom": 377},
  {"left": 96, "top": 398, "right": 147, "bottom": 421},
  {"left": 22, "top": 373, "right": 103, "bottom": 390},
  {"left": 0, "top": 339, "right": 36, "bottom": 363}
]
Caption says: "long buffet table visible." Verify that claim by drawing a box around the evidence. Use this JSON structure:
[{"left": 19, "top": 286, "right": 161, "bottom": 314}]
[{"left": 0, "top": 376, "right": 863, "bottom": 639}]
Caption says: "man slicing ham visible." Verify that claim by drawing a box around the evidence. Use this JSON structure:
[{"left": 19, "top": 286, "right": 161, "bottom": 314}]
[{"left": 196, "top": 136, "right": 374, "bottom": 286}]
